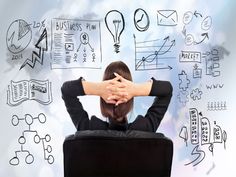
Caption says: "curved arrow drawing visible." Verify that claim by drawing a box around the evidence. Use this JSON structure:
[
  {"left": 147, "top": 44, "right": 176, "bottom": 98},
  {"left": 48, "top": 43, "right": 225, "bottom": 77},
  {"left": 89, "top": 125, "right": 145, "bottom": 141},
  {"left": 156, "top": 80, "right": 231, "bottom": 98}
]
[
  {"left": 185, "top": 145, "right": 206, "bottom": 166},
  {"left": 194, "top": 33, "right": 209, "bottom": 45},
  {"left": 158, "top": 39, "right": 175, "bottom": 55},
  {"left": 194, "top": 10, "right": 203, "bottom": 18}
]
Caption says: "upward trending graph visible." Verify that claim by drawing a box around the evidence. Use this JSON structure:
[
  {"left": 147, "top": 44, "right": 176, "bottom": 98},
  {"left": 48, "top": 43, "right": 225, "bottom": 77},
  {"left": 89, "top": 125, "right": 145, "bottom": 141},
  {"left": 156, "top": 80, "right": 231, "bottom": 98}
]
[{"left": 134, "top": 35, "right": 175, "bottom": 70}]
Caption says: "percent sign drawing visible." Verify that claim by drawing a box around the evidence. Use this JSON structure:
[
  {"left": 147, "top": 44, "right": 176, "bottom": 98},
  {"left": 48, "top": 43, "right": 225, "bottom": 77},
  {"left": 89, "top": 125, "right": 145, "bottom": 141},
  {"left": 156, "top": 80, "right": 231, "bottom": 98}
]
[{"left": 134, "top": 35, "right": 175, "bottom": 70}]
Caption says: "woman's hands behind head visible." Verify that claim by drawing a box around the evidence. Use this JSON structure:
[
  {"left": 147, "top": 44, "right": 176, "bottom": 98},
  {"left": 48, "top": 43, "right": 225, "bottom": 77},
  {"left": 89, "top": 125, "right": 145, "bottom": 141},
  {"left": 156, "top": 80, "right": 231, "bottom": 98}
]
[
  {"left": 82, "top": 73, "right": 137, "bottom": 105},
  {"left": 105, "top": 73, "right": 135, "bottom": 106},
  {"left": 83, "top": 72, "right": 152, "bottom": 106}
]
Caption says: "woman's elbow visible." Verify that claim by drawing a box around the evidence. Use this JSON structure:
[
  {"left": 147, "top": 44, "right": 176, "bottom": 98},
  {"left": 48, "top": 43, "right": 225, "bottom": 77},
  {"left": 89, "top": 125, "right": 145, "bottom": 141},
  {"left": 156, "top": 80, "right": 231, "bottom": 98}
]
[
  {"left": 166, "top": 81, "right": 173, "bottom": 96},
  {"left": 61, "top": 81, "right": 70, "bottom": 97}
]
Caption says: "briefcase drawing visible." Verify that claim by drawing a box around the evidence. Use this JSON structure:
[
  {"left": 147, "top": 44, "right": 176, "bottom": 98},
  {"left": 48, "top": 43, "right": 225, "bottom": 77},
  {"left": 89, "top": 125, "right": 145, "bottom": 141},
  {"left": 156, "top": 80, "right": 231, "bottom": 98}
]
[{"left": 157, "top": 10, "right": 178, "bottom": 26}]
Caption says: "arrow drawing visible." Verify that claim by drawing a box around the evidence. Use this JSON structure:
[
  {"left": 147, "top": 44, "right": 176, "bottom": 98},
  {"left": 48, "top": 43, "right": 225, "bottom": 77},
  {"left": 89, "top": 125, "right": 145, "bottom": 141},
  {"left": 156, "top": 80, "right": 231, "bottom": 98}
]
[
  {"left": 185, "top": 145, "right": 206, "bottom": 167},
  {"left": 20, "top": 28, "right": 48, "bottom": 70},
  {"left": 194, "top": 10, "right": 203, "bottom": 18},
  {"left": 183, "top": 11, "right": 211, "bottom": 46},
  {"left": 194, "top": 33, "right": 209, "bottom": 45}
]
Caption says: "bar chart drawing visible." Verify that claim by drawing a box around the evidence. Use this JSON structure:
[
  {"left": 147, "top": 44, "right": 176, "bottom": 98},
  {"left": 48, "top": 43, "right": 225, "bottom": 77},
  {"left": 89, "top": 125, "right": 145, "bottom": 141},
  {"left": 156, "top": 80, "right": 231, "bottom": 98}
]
[{"left": 134, "top": 34, "right": 175, "bottom": 70}]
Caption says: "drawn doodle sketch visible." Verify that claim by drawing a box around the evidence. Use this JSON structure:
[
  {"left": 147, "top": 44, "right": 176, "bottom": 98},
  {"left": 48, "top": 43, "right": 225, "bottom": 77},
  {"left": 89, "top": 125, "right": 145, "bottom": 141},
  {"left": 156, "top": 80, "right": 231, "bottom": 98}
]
[
  {"left": 203, "top": 48, "right": 221, "bottom": 77},
  {"left": 190, "top": 88, "right": 203, "bottom": 101},
  {"left": 206, "top": 83, "right": 224, "bottom": 90},
  {"left": 179, "top": 51, "right": 201, "bottom": 63},
  {"left": 179, "top": 108, "right": 227, "bottom": 166},
  {"left": 6, "top": 19, "right": 32, "bottom": 54},
  {"left": 105, "top": 10, "right": 125, "bottom": 53},
  {"left": 7, "top": 79, "right": 52, "bottom": 106},
  {"left": 182, "top": 11, "right": 212, "bottom": 45},
  {"left": 134, "top": 8, "right": 150, "bottom": 32},
  {"left": 177, "top": 70, "right": 191, "bottom": 106},
  {"left": 20, "top": 28, "right": 48, "bottom": 69},
  {"left": 179, "top": 126, "right": 188, "bottom": 146},
  {"left": 9, "top": 113, "right": 54, "bottom": 165},
  {"left": 178, "top": 70, "right": 190, "bottom": 91},
  {"left": 189, "top": 108, "right": 199, "bottom": 145},
  {"left": 157, "top": 10, "right": 178, "bottom": 26},
  {"left": 134, "top": 35, "right": 175, "bottom": 70},
  {"left": 177, "top": 90, "right": 189, "bottom": 106},
  {"left": 207, "top": 101, "right": 227, "bottom": 111},
  {"left": 193, "top": 64, "right": 202, "bottom": 78},
  {"left": 51, "top": 18, "right": 102, "bottom": 69}
]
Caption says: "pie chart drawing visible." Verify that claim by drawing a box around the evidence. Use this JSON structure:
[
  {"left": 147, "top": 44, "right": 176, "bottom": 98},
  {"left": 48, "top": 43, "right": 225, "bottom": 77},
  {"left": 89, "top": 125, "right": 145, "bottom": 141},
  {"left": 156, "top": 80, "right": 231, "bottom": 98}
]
[{"left": 6, "top": 19, "right": 32, "bottom": 54}]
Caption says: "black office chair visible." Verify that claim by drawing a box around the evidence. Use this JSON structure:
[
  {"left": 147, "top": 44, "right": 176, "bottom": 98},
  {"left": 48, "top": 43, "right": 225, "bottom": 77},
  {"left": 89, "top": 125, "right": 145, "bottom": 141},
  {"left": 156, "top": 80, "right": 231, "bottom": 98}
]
[{"left": 63, "top": 130, "right": 173, "bottom": 177}]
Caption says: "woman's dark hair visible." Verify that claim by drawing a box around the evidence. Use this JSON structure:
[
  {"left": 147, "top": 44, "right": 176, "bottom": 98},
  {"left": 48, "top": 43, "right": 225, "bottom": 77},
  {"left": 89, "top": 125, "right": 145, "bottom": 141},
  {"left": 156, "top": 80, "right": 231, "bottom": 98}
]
[{"left": 100, "top": 61, "right": 133, "bottom": 123}]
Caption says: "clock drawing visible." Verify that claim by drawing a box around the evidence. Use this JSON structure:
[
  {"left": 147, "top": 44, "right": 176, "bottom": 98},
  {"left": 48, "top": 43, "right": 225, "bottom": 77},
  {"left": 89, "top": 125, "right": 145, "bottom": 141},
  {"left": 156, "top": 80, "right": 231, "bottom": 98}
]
[{"left": 134, "top": 8, "right": 150, "bottom": 32}]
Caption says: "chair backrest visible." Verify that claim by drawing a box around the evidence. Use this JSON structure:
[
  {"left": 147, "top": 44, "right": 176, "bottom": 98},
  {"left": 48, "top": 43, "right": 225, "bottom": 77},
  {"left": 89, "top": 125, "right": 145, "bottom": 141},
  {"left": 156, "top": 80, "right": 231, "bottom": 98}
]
[{"left": 63, "top": 130, "right": 173, "bottom": 177}]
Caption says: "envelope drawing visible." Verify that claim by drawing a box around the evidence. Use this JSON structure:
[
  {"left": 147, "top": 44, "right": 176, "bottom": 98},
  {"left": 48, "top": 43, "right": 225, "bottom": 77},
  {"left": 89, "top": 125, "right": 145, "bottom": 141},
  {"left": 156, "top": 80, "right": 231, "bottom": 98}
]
[{"left": 157, "top": 10, "right": 178, "bottom": 26}]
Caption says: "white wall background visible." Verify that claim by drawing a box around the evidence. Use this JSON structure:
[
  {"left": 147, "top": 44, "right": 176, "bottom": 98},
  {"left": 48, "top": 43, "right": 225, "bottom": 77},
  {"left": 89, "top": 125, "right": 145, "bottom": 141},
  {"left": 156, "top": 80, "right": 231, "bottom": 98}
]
[{"left": 0, "top": 0, "right": 235, "bottom": 176}]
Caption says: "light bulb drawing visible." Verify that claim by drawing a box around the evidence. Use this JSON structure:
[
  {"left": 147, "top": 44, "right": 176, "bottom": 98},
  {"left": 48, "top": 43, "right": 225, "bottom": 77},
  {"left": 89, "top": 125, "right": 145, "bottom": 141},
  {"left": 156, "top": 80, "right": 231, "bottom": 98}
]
[{"left": 105, "top": 10, "right": 125, "bottom": 53}]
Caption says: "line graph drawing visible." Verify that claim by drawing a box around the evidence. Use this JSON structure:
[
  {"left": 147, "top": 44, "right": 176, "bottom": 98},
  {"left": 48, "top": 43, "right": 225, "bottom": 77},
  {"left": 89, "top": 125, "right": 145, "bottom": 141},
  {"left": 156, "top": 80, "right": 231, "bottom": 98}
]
[{"left": 134, "top": 34, "right": 175, "bottom": 70}]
